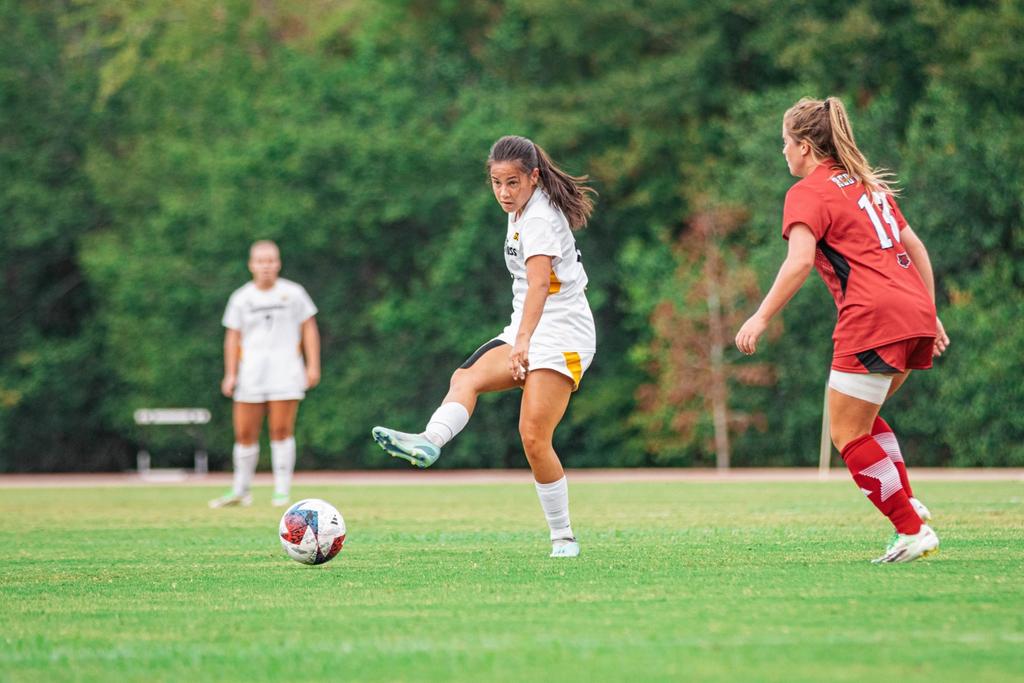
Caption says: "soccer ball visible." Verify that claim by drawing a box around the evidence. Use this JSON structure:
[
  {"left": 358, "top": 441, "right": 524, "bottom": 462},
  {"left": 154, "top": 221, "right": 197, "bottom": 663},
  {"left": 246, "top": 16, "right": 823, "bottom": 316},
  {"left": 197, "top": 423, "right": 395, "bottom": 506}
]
[{"left": 279, "top": 498, "right": 346, "bottom": 565}]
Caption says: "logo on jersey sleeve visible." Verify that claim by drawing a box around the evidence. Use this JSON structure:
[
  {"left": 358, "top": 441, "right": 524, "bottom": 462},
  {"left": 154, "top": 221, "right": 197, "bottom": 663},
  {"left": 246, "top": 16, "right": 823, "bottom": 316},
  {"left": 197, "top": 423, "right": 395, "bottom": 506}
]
[{"left": 896, "top": 252, "right": 911, "bottom": 268}]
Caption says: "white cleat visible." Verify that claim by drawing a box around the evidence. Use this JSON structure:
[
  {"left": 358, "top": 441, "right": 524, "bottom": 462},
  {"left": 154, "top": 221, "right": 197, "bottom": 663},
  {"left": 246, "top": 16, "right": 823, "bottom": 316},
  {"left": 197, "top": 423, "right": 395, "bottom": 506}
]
[
  {"left": 271, "top": 494, "right": 291, "bottom": 508},
  {"left": 208, "top": 491, "right": 253, "bottom": 509},
  {"left": 872, "top": 524, "right": 939, "bottom": 564},
  {"left": 550, "top": 538, "right": 580, "bottom": 558},
  {"left": 909, "top": 496, "right": 932, "bottom": 521},
  {"left": 371, "top": 426, "right": 441, "bottom": 468}
]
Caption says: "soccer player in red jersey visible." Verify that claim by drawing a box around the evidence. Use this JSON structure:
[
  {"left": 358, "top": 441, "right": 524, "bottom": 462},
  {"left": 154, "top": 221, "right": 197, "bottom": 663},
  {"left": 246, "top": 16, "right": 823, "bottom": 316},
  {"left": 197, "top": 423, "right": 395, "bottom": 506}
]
[{"left": 735, "top": 96, "right": 950, "bottom": 563}]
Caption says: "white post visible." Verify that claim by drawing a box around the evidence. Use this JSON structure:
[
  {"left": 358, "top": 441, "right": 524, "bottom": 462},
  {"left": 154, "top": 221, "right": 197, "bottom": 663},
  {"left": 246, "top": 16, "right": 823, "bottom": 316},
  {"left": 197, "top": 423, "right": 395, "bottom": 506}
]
[
  {"left": 704, "top": 215, "right": 731, "bottom": 471},
  {"left": 818, "top": 383, "right": 831, "bottom": 479},
  {"left": 194, "top": 449, "right": 209, "bottom": 475}
]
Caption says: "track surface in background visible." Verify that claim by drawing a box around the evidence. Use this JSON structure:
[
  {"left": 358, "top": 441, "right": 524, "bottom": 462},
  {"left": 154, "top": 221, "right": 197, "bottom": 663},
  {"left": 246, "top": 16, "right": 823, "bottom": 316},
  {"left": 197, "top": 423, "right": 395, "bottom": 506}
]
[{"left": 2, "top": 480, "right": 1022, "bottom": 682}]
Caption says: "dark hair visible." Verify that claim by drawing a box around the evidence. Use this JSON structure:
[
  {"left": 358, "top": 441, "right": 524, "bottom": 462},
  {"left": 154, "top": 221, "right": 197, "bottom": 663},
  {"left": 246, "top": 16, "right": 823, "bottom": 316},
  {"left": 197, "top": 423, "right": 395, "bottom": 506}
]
[{"left": 486, "top": 135, "right": 597, "bottom": 230}]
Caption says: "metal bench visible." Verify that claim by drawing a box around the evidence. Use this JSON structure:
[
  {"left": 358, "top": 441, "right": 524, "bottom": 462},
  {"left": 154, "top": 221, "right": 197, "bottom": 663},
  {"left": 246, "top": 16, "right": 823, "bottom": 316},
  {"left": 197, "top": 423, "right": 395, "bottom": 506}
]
[{"left": 133, "top": 408, "right": 211, "bottom": 478}]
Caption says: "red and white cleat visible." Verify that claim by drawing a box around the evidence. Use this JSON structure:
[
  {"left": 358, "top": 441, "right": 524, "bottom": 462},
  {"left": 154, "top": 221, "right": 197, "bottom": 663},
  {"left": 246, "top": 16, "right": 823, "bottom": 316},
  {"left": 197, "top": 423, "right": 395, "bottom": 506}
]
[{"left": 872, "top": 524, "right": 939, "bottom": 564}]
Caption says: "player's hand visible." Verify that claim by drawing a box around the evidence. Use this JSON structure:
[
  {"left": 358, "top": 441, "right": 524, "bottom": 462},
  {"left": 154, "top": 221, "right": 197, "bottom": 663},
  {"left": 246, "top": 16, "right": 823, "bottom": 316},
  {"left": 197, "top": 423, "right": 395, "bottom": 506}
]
[
  {"left": 220, "top": 374, "right": 236, "bottom": 398},
  {"left": 933, "top": 317, "right": 950, "bottom": 357},
  {"left": 509, "top": 338, "right": 530, "bottom": 382},
  {"left": 735, "top": 314, "right": 769, "bottom": 356},
  {"left": 306, "top": 366, "right": 321, "bottom": 390}
]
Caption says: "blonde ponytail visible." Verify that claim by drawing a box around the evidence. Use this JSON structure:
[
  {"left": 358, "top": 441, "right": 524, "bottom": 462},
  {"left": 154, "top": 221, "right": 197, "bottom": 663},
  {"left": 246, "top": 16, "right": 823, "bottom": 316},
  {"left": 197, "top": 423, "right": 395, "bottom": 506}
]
[{"left": 784, "top": 96, "right": 898, "bottom": 197}]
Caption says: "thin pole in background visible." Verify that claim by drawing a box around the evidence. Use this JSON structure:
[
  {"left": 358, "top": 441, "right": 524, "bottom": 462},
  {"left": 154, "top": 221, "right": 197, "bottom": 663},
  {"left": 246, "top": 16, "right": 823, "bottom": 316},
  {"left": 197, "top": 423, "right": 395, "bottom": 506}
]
[{"left": 818, "top": 381, "right": 831, "bottom": 479}]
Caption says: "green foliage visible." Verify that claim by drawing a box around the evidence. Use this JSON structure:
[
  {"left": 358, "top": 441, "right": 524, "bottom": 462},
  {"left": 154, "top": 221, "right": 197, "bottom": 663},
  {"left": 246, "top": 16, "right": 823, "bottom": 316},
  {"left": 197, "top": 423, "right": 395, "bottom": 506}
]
[
  {"left": 1, "top": 0, "right": 1021, "bottom": 469},
  {"left": 0, "top": 0, "right": 114, "bottom": 470},
  {"left": 890, "top": 263, "right": 1024, "bottom": 466}
]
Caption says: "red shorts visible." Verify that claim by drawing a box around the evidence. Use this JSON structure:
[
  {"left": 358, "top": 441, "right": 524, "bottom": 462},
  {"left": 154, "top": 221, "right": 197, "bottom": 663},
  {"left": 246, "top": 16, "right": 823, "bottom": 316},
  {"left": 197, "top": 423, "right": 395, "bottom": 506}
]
[{"left": 832, "top": 337, "right": 934, "bottom": 374}]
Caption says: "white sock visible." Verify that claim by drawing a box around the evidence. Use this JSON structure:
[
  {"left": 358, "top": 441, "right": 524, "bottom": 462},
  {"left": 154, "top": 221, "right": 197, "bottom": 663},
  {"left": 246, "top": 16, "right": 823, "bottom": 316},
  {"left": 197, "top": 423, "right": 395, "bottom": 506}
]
[
  {"left": 423, "top": 402, "right": 470, "bottom": 447},
  {"left": 535, "top": 476, "right": 574, "bottom": 541},
  {"left": 232, "top": 442, "right": 259, "bottom": 496},
  {"left": 270, "top": 437, "right": 296, "bottom": 497}
]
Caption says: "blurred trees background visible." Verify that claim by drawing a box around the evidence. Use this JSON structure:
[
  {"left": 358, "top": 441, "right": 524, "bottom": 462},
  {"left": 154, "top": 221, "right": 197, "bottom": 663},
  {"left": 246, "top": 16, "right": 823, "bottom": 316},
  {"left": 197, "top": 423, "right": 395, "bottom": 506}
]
[{"left": 2, "top": 0, "right": 1021, "bottom": 471}]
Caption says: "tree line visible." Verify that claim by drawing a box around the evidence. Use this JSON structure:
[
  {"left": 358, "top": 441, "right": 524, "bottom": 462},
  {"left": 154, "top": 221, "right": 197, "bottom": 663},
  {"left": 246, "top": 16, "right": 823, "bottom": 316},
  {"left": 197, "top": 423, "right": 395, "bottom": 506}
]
[{"left": 2, "top": 0, "right": 1021, "bottom": 471}]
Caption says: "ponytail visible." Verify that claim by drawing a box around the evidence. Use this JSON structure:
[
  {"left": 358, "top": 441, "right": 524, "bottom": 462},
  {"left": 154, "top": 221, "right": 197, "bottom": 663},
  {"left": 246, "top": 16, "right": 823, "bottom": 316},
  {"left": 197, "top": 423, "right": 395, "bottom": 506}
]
[
  {"left": 487, "top": 135, "right": 597, "bottom": 230},
  {"left": 784, "top": 96, "right": 898, "bottom": 197}
]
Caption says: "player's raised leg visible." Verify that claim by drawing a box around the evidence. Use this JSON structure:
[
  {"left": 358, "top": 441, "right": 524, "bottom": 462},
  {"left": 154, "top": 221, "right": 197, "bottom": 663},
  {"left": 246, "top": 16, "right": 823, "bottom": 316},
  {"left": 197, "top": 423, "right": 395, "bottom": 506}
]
[
  {"left": 874, "top": 372, "right": 931, "bottom": 521},
  {"left": 372, "top": 341, "right": 521, "bottom": 467},
  {"left": 210, "top": 401, "right": 264, "bottom": 508},
  {"left": 268, "top": 399, "right": 300, "bottom": 507},
  {"left": 520, "top": 369, "right": 578, "bottom": 557},
  {"left": 828, "top": 372, "right": 938, "bottom": 563}
]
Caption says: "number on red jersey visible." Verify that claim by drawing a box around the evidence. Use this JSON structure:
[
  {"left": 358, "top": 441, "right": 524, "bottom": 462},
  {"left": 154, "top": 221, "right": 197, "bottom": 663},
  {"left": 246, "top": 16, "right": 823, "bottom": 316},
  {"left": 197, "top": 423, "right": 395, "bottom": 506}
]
[{"left": 857, "top": 192, "right": 901, "bottom": 249}]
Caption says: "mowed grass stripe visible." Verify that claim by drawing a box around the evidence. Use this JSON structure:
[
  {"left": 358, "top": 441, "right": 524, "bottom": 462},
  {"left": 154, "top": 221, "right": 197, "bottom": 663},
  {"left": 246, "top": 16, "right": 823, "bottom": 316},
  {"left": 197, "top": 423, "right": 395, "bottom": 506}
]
[{"left": 1, "top": 482, "right": 1021, "bottom": 682}]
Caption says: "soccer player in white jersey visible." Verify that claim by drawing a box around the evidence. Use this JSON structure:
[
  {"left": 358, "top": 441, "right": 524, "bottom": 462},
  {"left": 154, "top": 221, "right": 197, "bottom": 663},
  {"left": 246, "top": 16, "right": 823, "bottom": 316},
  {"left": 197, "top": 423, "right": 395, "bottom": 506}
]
[
  {"left": 373, "top": 135, "right": 597, "bottom": 558},
  {"left": 209, "top": 241, "right": 320, "bottom": 508}
]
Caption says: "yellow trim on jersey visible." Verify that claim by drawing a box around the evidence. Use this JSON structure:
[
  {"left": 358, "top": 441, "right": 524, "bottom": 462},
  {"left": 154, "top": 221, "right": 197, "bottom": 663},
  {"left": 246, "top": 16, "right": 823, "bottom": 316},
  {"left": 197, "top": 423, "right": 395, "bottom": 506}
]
[
  {"left": 548, "top": 270, "right": 562, "bottom": 294},
  {"left": 563, "top": 351, "right": 583, "bottom": 389}
]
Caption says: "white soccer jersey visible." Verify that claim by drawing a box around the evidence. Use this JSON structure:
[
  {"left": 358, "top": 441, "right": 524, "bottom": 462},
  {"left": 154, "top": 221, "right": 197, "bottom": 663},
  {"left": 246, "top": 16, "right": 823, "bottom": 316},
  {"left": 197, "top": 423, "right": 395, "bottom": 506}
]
[
  {"left": 222, "top": 278, "right": 317, "bottom": 396},
  {"left": 500, "top": 189, "right": 596, "bottom": 354}
]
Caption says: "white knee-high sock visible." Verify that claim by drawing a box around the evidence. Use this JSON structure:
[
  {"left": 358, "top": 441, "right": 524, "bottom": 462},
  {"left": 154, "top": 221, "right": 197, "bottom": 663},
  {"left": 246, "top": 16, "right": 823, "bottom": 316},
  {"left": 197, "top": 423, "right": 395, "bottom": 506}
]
[
  {"left": 535, "top": 476, "right": 574, "bottom": 541},
  {"left": 271, "top": 437, "right": 296, "bottom": 497},
  {"left": 423, "top": 402, "right": 470, "bottom": 447},
  {"left": 232, "top": 442, "right": 259, "bottom": 496}
]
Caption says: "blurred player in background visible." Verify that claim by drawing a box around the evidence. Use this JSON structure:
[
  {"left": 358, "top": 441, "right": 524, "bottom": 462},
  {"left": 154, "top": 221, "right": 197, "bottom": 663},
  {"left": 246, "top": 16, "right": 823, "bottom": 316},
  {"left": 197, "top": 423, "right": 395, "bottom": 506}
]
[
  {"left": 210, "top": 240, "right": 320, "bottom": 508},
  {"left": 372, "top": 135, "right": 597, "bottom": 558},
  {"left": 735, "top": 96, "right": 950, "bottom": 563}
]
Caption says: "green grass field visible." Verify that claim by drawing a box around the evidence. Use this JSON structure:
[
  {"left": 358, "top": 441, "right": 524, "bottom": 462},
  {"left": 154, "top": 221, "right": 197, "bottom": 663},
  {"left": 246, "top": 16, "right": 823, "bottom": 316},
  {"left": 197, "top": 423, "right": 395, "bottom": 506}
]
[{"left": 1, "top": 480, "right": 1022, "bottom": 682}]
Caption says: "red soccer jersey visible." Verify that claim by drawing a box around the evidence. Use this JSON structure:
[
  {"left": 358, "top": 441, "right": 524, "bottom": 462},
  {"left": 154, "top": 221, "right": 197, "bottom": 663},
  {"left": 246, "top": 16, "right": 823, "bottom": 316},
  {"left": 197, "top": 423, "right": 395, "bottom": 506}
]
[{"left": 782, "top": 162, "right": 935, "bottom": 356}]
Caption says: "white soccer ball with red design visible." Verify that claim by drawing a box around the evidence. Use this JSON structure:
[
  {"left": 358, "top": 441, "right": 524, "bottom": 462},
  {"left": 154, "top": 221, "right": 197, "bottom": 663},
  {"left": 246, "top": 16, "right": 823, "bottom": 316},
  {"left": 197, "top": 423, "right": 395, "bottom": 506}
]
[{"left": 279, "top": 498, "right": 346, "bottom": 565}]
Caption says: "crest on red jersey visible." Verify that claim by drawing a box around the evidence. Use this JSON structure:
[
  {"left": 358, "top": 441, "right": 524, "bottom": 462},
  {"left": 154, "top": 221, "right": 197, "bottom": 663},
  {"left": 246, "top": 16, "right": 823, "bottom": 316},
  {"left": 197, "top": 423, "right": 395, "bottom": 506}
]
[{"left": 896, "top": 252, "right": 911, "bottom": 268}]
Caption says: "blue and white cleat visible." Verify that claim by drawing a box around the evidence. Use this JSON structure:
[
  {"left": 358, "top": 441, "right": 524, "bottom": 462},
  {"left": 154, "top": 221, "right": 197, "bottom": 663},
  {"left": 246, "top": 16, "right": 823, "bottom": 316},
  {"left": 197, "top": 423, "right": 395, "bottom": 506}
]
[
  {"left": 550, "top": 538, "right": 580, "bottom": 558},
  {"left": 372, "top": 426, "right": 441, "bottom": 468}
]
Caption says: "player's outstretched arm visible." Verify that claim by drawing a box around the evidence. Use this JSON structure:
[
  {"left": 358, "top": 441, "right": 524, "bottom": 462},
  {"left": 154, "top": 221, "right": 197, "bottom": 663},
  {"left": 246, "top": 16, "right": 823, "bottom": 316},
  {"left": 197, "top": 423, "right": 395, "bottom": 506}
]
[
  {"left": 509, "top": 254, "right": 552, "bottom": 380},
  {"left": 222, "top": 328, "right": 241, "bottom": 397},
  {"left": 301, "top": 316, "right": 321, "bottom": 389},
  {"left": 735, "top": 224, "right": 816, "bottom": 355}
]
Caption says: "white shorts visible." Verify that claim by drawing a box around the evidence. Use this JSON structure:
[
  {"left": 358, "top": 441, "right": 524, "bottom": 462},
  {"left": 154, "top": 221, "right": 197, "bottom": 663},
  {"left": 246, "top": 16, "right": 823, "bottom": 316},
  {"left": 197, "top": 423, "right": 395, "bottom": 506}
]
[
  {"left": 479, "top": 336, "right": 595, "bottom": 391},
  {"left": 233, "top": 387, "right": 306, "bottom": 403},
  {"left": 526, "top": 348, "right": 594, "bottom": 390},
  {"left": 235, "top": 351, "right": 307, "bottom": 404},
  {"left": 828, "top": 369, "right": 893, "bottom": 405}
]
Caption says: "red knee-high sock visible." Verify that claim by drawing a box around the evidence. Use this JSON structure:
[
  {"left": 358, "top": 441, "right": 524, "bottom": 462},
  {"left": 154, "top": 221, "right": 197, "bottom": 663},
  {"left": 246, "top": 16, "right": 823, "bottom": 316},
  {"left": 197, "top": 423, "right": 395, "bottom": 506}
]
[
  {"left": 841, "top": 434, "right": 922, "bottom": 535},
  {"left": 871, "top": 416, "right": 914, "bottom": 498}
]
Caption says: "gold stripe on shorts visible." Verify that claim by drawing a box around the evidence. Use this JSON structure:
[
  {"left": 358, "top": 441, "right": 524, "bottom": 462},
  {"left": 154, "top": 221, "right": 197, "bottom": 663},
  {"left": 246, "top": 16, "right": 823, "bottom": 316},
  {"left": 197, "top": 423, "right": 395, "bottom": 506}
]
[{"left": 562, "top": 351, "right": 583, "bottom": 388}]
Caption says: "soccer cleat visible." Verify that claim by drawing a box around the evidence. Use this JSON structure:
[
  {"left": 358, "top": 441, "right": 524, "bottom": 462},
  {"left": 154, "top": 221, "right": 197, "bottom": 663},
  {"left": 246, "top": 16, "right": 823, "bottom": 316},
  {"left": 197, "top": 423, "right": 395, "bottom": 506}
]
[
  {"left": 550, "top": 538, "right": 580, "bottom": 558},
  {"left": 208, "top": 491, "right": 253, "bottom": 508},
  {"left": 271, "top": 493, "right": 290, "bottom": 508},
  {"left": 909, "top": 496, "right": 932, "bottom": 521},
  {"left": 371, "top": 426, "right": 441, "bottom": 468},
  {"left": 871, "top": 524, "right": 939, "bottom": 564}
]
